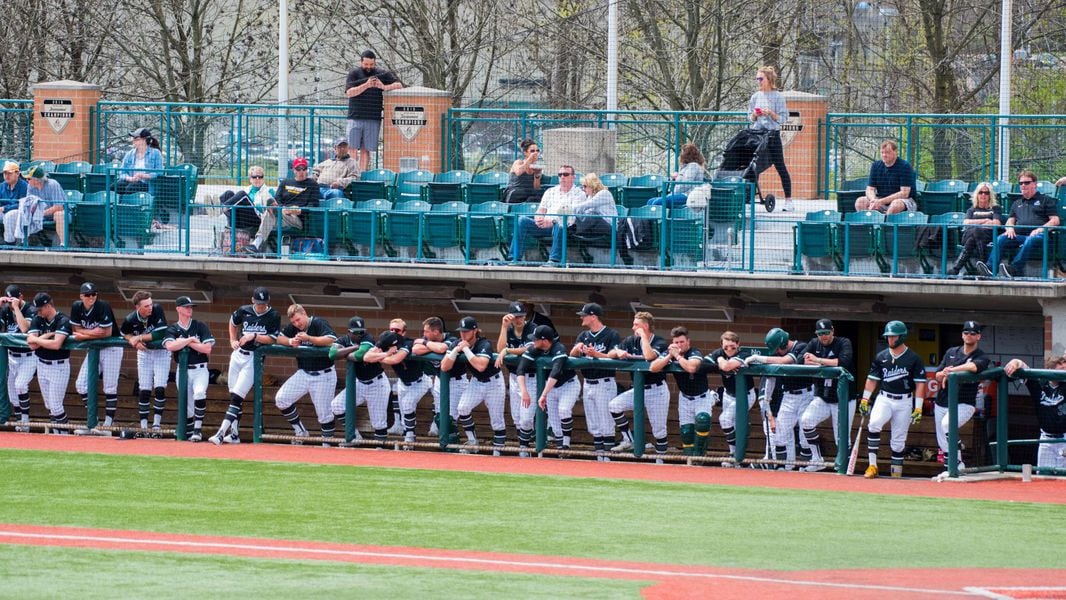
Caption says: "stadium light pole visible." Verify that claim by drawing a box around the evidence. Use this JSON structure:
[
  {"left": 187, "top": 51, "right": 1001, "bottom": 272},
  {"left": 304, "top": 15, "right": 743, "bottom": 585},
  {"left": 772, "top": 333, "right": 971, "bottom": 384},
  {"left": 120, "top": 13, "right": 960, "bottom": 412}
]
[
  {"left": 606, "top": 0, "right": 618, "bottom": 125},
  {"left": 997, "top": 0, "right": 1011, "bottom": 181},
  {"left": 278, "top": 0, "right": 290, "bottom": 176}
]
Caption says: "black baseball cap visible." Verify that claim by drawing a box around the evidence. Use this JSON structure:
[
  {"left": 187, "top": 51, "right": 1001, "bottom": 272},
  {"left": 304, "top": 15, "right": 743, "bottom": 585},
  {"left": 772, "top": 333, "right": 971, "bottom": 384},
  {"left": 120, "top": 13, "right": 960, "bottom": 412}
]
[
  {"left": 814, "top": 319, "right": 834, "bottom": 335},
  {"left": 962, "top": 320, "right": 983, "bottom": 333},
  {"left": 532, "top": 325, "right": 557, "bottom": 341},
  {"left": 507, "top": 301, "right": 526, "bottom": 315},
  {"left": 25, "top": 165, "right": 47, "bottom": 179},
  {"left": 348, "top": 316, "right": 366, "bottom": 333},
  {"left": 576, "top": 303, "right": 603, "bottom": 317},
  {"left": 252, "top": 287, "right": 270, "bottom": 303},
  {"left": 32, "top": 292, "right": 52, "bottom": 308},
  {"left": 456, "top": 316, "right": 479, "bottom": 331},
  {"left": 5, "top": 284, "right": 21, "bottom": 297},
  {"left": 377, "top": 330, "right": 402, "bottom": 348},
  {"left": 80, "top": 282, "right": 98, "bottom": 295},
  {"left": 175, "top": 296, "right": 196, "bottom": 308},
  {"left": 130, "top": 127, "right": 152, "bottom": 139}
]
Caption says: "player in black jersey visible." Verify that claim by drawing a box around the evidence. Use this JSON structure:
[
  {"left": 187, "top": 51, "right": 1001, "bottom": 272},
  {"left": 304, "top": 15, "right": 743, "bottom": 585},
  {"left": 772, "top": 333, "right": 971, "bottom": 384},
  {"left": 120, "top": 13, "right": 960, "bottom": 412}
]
[
  {"left": 444, "top": 317, "right": 506, "bottom": 454},
  {"left": 931, "top": 321, "right": 989, "bottom": 474},
  {"left": 571, "top": 303, "right": 622, "bottom": 458},
  {"left": 70, "top": 282, "right": 123, "bottom": 430},
  {"left": 496, "top": 302, "right": 536, "bottom": 451},
  {"left": 162, "top": 297, "right": 215, "bottom": 441},
  {"left": 26, "top": 293, "right": 73, "bottom": 429},
  {"left": 746, "top": 328, "right": 813, "bottom": 469},
  {"left": 650, "top": 326, "right": 714, "bottom": 456},
  {"left": 799, "top": 319, "right": 856, "bottom": 471},
  {"left": 1005, "top": 355, "right": 1066, "bottom": 472},
  {"left": 413, "top": 316, "right": 464, "bottom": 437},
  {"left": 517, "top": 325, "right": 580, "bottom": 457},
  {"left": 859, "top": 321, "right": 927, "bottom": 478},
  {"left": 365, "top": 319, "right": 426, "bottom": 446},
  {"left": 331, "top": 316, "right": 390, "bottom": 442},
  {"left": 705, "top": 331, "right": 759, "bottom": 462},
  {"left": 276, "top": 304, "right": 338, "bottom": 444},
  {"left": 608, "top": 312, "right": 671, "bottom": 460},
  {"left": 1, "top": 284, "right": 34, "bottom": 429},
  {"left": 120, "top": 291, "right": 170, "bottom": 434}
]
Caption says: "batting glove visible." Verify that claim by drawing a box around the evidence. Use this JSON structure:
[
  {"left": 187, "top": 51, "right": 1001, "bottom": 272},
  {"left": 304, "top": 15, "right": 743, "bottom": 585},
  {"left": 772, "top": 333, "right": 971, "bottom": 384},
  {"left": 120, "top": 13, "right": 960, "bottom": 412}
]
[
  {"left": 744, "top": 354, "right": 766, "bottom": 365},
  {"left": 910, "top": 407, "right": 923, "bottom": 424},
  {"left": 859, "top": 399, "right": 870, "bottom": 416}
]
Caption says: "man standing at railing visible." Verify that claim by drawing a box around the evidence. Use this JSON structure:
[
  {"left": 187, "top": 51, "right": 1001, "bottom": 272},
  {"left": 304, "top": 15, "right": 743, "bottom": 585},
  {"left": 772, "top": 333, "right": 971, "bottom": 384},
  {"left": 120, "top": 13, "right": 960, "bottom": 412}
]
[
  {"left": 243, "top": 157, "right": 321, "bottom": 255},
  {"left": 706, "top": 331, "right": 757, "bottom": 463},
  {"left": 856, "top": 140, "right": 916, "bottom": 215},
  {"left": 162, "top": 296, "right": 215, "bottom": 442},
  {"left": 798, "top": 319, "right": 856, "bottom": 472},
  {"left": 443, "top": 317, "right": 506, "bottom": 455},
  {"left": 1004, "top": 355, "right": 1066, "bottom": 471},
  {"left": 517, "top": 325, "right": 580, "bottom": 457},
  {"left": 345, "top": 50, "right": 403, "bottom": 173},
  {"left": 329, "top": 316, "right": 392, "bottom": 444},
  {"left": 26, "top": 292, "right": 72, "bottom": 431},
  {"left": 650, "top": 326, "right": 715, "bottom": 457},
  {"left": 312, "top": 138, "right": 360, "bottom": 200},
  {"left": 745, "top": 328, "right": 813, "bottom": 470},
  {"left": 931, "top": 321, "right": 989, "bottom": 477},
  {"left": 571, "top": 303, "right": 622, "bottom": 459},
  {"left": 975, "top": 169, "right": 1060, "bottom": 279},
  {"left": 120, "top": 291, "right": 170, "bottom": 436},
  {"left": 276, "top": 304, "right": 338, "bottom": 445},
  {"left": 70, "top": 282, "right": 122, "bottom": 432},
  {"left": 608, "top": 311, "right": 670, "bottom": 462},
  {"left": 1, "top": 284, "right": 34, "bottom": 430},
  {"left": 495, "top": 303, "right": 535, "bottom": 455}
]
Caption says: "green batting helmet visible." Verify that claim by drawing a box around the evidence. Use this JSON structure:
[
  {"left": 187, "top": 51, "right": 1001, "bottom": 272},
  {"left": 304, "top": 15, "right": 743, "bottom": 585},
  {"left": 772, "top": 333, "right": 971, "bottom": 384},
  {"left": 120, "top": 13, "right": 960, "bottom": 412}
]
[
  {"left": 882, "top": 320, "right": 908, "bottom": 347},
  {"left": 765, "top": 328, "right": 790, "bottom": 353}
]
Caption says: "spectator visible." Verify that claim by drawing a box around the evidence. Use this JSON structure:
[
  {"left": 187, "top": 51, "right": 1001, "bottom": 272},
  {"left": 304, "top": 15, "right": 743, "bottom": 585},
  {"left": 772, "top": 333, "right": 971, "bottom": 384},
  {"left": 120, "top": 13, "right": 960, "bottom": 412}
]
[
  {"left": 312, "top": 138, "right": 360, "bottom": 200},
  {"left": 117, "top": 128, "right": 164, "bottom": 195},
  {"left": 503, "top": 138, "right": 545, "bottom": 204},
  {"left": 0, "top": 161, "right": 28, "bottom": 217},
  {"left": 647, "top": 143, "right": 706, "bottom": 208},
  {"left": 570, "top": 173, "right": 618, "bottom": 239},
  {"left": 3, "top": 166, "right": 66, "bottom": 246},
  {"left": 244, "top": 156, "right": 322, "bottom": 254},
  {"left": 949, "top": 182, "right": 1002, "bottom": 276},
  {"left": 856, "top": 140, "right": 916, "bottom": 215},
  {"left": 219, "top": 166, "right": 275, "bottom": 230},
  {"left": 748, "top": 66, "right": 793, "bottom": 212},
  {"left": 976, "top": 169, "right": 1059, "bottom": 279},
  {"left": 510, "top": 164, "right": 584, "bottom": 264},
  {"left": 345, "top": 49, "right": 403, "bottom": 172}
]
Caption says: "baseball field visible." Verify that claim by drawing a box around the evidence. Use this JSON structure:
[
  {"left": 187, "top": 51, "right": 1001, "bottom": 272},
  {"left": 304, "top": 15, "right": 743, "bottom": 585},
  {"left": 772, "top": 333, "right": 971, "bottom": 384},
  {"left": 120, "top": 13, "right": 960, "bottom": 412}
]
[{"left": 2, "top": 433, "right": 1065, "bottom": 599}]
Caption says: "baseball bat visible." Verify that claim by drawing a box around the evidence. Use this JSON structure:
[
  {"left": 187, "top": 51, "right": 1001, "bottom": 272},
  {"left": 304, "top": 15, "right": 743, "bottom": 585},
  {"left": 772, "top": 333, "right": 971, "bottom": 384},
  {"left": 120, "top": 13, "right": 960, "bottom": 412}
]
[{"left": 846, "top": 414, "right": 865, "bottom": 476}]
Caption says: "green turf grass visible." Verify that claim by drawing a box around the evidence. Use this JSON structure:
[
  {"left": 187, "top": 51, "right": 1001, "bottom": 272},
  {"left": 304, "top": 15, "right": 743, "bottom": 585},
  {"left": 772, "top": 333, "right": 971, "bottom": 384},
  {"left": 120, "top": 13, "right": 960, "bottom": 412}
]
[
  {"left": 0, "top": 545, "right": 648, "bottom": 599},
  {"left": 1, "top": 449, "right": 1063, "bottom": 570}
]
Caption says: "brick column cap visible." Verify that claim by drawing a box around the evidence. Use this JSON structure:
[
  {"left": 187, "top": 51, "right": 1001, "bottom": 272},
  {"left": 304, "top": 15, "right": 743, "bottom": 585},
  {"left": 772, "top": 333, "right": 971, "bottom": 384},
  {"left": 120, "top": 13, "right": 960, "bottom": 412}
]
[
  {"left": 30, "top": 80, "right": 102, "bottom": 93},
  {"left": 386, "top": 86, "right": 451, "bottom": 98},
  {"left": 780, "top": 90, "right": 827, "bottom": 102}
]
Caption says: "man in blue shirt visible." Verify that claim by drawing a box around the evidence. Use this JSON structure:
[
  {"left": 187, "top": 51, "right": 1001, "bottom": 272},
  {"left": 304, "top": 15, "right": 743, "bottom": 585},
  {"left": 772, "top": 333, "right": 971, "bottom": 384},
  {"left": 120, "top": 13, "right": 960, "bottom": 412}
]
[
  {"left": 0, "top": 161, "right": 28, "bottom": 215},
  {"left": 856, "top": 140, "right": 917, "bottom": 215}
]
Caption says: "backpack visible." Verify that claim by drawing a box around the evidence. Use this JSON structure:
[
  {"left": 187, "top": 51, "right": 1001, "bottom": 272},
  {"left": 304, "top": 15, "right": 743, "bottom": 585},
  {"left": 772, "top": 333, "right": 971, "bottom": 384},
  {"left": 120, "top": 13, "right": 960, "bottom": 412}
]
[
  {"left": 222, "top": 190, "right": 262, "bottom": 229},
  {"left": 621, "top": 217, "right": 656, "bottom": 250}
]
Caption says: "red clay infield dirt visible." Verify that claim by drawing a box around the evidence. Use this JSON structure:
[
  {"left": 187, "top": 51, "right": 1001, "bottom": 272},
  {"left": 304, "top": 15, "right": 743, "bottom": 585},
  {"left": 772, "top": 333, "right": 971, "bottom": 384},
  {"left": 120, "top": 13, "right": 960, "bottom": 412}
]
[{"left": 3, "top": 432, "right": 1066, "bottom": 598}]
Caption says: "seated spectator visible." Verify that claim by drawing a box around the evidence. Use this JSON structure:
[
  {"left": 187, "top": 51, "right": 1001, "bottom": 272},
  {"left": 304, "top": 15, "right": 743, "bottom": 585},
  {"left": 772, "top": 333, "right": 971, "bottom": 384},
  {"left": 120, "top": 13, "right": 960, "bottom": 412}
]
[
  {"left": 117, "top": 128, "right": 164, "bottom": 195},
  {"left": 647, "top": 143, "right": 706, "bottom": 208},
  {"left": 503, "top": 139, "right": 544, "bottom": 204},
  {"left": 569, "top": 173, "right": 619, "bottom": 240},
  {"left": 0, "top": 161, "right": 28, "bottom": 219},
  {"left": 948, "top": 182, "right": 1001, "bottom": 276},
  {"left": 244, "top": 157, "right": 322, "bottom": 254},
  {"left": 855, "top": 140, "right": 916, "bottom": 215},
  {"left": 976, "top": 169, "right": 1059, "bottom": 279},
  {"left": 3, "top": 166, "right": 66, "bottom": 246},
  {"left": 312, "top": 138, "right": 359, "bottom": 200},
  {"left": 510, "top": 164, "right": 584, "bottom": 265},
  {"left": 219, "top": 166, "right": 275, "bottom": 230}
]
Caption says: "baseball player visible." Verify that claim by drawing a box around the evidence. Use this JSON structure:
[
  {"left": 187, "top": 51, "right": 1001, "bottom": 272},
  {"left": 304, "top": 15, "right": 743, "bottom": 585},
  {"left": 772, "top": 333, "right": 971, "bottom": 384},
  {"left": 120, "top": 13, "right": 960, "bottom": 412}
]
[
  {"left": 859, "top": 320, "right": 927, "bottom": 478},
  {"left": 798, "top": 318, "right": 856, "bottom": 471},
  {"left": 650, "top": 326, "right": 715, "bottom": 456},
  {"left": 495, "top": 302, "right": 535, "bottom": 452},
  {"left": 161, "top": 296, "right": 215, "bottom": 442},
  {"left": 364, "top": 320, "right": 420, "bottom": 444},
  {"left": 1, "top": 284, "right": 34, "bottom": 430},
  {"left": 608, "top": 311, "right": 670, "bottom": 460},
  {"left": 211, "top": 286, "right": 281, "bottom": 445},
  {"left": 517, "top": 324, "right": 580, "bottom": 457},
  {"left": 330, "top": 316, "right": 391, "bottom": 442},
  {"left": 571, "top": 303, "right": 621, "bottom": 458},
  {"left": 70, "top": 282, "right": 123, "bottom": 429},
  {"left": 272, "top": 304, "right": 338, "bottom": 444},
  {"left": 443, "top": 316, "right": 506, "bottom": 454},
  {"left": 932, "top": 321, "right": 990, "bottom": 473},
  {"left": 413, "top": 316, "right": 464, "bottom": 435},
  {"left": 25, "top": 292, "right": 72, "bottom": 430},
  {"left": 744, "top": 328, "right": 813, "bottom": 469},
  {"left": 1004, "top": 355, "right": 1066, "bottom": 471},
  {"left": 119, "top": 291, "right": 170, "bottom": 435},
  {"left": 705, "top": 331, "right": 759, "bottom": 462}
]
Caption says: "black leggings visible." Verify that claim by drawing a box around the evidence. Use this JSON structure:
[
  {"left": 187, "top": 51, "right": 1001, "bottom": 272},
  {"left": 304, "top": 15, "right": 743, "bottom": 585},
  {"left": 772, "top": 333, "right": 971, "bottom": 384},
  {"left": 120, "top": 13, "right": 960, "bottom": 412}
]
[{"left": 765, "top": 131, "right": 792, "bottom": 198}]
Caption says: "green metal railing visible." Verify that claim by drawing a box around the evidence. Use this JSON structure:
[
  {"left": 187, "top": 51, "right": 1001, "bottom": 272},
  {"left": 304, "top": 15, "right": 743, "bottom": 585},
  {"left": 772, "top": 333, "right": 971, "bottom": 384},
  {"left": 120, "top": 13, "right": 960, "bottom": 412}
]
[{"left": 0, "top": 99, "right": 33, "bottom": 162}]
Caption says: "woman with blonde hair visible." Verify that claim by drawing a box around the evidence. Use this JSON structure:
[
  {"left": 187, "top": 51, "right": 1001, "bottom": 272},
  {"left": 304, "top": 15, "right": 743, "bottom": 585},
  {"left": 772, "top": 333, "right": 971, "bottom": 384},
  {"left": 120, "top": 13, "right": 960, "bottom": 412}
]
[
  {"left": 749, "top": 66, "right": 793, "bottom": 211},
  {"left": 949, "top": 182, "right": 1002, "bottom": 276}
]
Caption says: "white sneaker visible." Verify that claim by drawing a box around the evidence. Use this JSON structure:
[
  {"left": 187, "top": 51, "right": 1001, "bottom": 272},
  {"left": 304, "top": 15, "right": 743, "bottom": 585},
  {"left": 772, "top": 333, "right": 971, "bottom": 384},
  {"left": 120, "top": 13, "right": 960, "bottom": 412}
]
[
  {"left": 224, "top": 433, "right": 241, "bottom": 444},
  {"left": 655, "top": 457, "right": 664, "bottom": 465},
  {"left": 292, "top": 429, "right": 309, "bottom": 445},
  {"left": 459, "top": 439, "right": 478, "bottom": 454},
  {"left": 209, "top": 433, "right": 223, "bottom": 446},
  {"left": 188, "top": 430, "right": 203, "bottom": 443},
  {"left": 782, "top": 198, "right": 795, "bottom": 212},
  {"left": 387, "top": 421, "right": 405, "bottom": 436},
  {"left": 802, "top": 462, "right": 829, "bottom": 472},
  {"left": 610, "top": 440, "right": 633, "bottom": 452},
  {"left": 428, "top": 421, "right": 439, "bottom": 436},
  {"left": 519, "top": 450, "right": 530, "bottom": 458},
  {"left": 492, "top": 449, "right": 501, "bottom": 457}
]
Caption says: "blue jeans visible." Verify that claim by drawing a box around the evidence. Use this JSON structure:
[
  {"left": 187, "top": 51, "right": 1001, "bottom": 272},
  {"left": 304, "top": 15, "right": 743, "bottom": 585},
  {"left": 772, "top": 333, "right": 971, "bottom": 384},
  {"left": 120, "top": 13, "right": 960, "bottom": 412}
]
[
  {"left": 993, "top": 231, "right": 1047, "bottom": 275},
  {"left": 512, "top": 216, "right": 564, "bottom": 263},
  {"left": 646, "top": 193, "right": 687, "bottom": 208},
  {"left": 320, "top": 187, "right": 347, "bottom": 200}
]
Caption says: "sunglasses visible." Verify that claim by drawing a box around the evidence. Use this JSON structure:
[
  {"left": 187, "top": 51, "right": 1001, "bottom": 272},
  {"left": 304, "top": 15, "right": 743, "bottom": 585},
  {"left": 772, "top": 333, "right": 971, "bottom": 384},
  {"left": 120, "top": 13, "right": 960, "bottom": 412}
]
[
  {"left": 250, "top": 175, "right": 265, "bottom": 179},
  {"left": 815, "top": 331, "right": 832, "bottom": 336},
  {"left": 81, "top": 292, "right": 97, "bottom": 297},
  {"left": 1019, "top": 180, "right": 1035, "bottom": 185},
  {"left": 977, "top": 190, "right": 990, "bottom": 195},
  {"left": 755, "top": 76, "right": 765, "bottom": 81},
  {"left": 558, "top": 172, "right": 573, "bottom": 177},
  {"left": 293, "top": 166, "right": 308, "bottom": 172},
  {"left": 962, "top": 330, "right": 980, "bottom": 335}
]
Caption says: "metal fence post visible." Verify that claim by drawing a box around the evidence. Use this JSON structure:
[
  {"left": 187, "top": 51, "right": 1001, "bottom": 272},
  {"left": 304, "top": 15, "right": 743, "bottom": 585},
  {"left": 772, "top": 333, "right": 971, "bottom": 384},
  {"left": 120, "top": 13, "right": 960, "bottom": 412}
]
[
  {"left": 631, "top": 370, "right": 646, "bottom": 458},
  {"left": 735, "top": 372, "right": 749, "bottom": 464},
  {"left": 345, "top": 364, "right": 357, "bottom": 444},
  {"left": 439, "top": 371, "right": 451, "bottom": 448},
  {"left": 253, "top": 349, "right": 263, "bottom": 443},
  {"left": 85, "top": 347, "right": 99, "bottom": 428},
  {"left": 535, "top": 365, "right": 547, "bottom": 454},
  {"left": 175, "top": 349, "right": 188, "bottom": 441}
]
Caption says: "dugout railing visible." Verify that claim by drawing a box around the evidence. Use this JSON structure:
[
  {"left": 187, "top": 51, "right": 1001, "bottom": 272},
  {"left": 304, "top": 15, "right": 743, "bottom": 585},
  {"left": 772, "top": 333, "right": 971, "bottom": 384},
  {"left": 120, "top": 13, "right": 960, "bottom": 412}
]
[{"left": 946, "top": 367, "right": 1066, "bottom": 478}]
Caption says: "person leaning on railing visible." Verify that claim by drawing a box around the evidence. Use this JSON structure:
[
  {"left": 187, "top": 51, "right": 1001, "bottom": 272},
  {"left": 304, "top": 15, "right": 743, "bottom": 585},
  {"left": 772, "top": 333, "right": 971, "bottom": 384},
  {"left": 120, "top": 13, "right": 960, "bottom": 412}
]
[{"left": 1004, "top": 355, "right": 1066, "bottom": 471}]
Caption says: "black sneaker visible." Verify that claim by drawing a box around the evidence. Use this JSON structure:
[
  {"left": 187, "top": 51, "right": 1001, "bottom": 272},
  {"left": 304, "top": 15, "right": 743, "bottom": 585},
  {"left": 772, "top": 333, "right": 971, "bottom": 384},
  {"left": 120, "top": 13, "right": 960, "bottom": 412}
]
[
  {"left": 974, "top": 261, "right": 992, "bottom": 277},
  {"left": 999, "top": 263, "right": 1018, "bottom": 278}
]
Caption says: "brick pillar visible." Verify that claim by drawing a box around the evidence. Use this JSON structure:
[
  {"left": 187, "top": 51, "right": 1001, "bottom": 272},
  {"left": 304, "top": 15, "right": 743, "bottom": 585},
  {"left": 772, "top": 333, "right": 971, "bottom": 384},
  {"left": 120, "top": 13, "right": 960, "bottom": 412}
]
[
  {"left": 30, "top": 80, "right": 101, "bottom": 163},
  {"left": 754, "top": 90, "right": 828, "bottom": 204},
  {"left": 382, "top": 86, "right": 451, "bottom": 173}
]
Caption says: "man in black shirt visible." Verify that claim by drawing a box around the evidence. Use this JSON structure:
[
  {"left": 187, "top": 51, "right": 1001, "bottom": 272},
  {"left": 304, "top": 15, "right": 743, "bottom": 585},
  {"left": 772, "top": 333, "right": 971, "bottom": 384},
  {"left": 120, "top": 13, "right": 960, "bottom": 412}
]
[
  {"left": 705, "top": 331, "right": 757, "bottom": 460},
  {"left": 517, "top": 325, "right": 580, "bottom": 456},
  {"left": 26, "top": 292, "right": 72, "bottom": 429},
  {"left": 413, "top": 316, "right": 464, "bottom": 436},
  {"left": 1004, "top": 355, "right": 1066, "bottom": 471},
  {"left": 330, "top": 316, "right": 390, "bottom": 443},
  {"left": 650, "top": 326, "right": 714, "bottom": 456},
  {"left": 162, "top": 296, "right": 215, "bottom": 442},
  {"left": 444, "top": 317, "right": 505, "bottom": 455},
  {"left": 345, "top": 49, "right": 403, "bottom": 172},
  {"left": 245, "top": 156, "right": 322, "bottom": 254},
  {"left": 607, "top": 311, "right": 670, "bottom": 460},
  {"left": 496, "top": 302, "right": 535, "bottom": 451},
  {"left": 799, "top": 318, "right": 856, "bottom": 471},
  {"left": 119, "top": 291, "right": 170, "bottom": 434},
  {"left": 70, "top": 282, "right": 123, "bottom": 429},
  {"left": 571, "top": 303, "right": 622, "bottom": 459},
  {"left": 275, "top": 304, "right": 338, "bottom": 444},
  {"left": 367, "top": 318, "right": 428, "bottom": 445},
  {"left": 745, "top": 327, "right": 813, "bottom": 469},
  {"left": 1, "top": 284, "right": 33, "bottom": 429},
  {"left": 932, "top": 320, "right": 990, "bottom": 474}
]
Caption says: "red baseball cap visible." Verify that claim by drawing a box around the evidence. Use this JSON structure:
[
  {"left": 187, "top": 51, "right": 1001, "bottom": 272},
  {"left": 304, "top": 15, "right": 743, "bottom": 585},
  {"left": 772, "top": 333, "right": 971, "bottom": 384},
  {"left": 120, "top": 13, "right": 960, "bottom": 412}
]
[{"left": 292, "top": 156, "right": 309, "bottom": 169}]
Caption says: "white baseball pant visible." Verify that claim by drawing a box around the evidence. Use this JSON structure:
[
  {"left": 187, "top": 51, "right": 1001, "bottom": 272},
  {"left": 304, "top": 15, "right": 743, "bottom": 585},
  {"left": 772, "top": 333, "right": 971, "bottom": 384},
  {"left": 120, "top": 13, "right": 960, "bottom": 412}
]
[
  {"left": 397, "top": 375, "right": 433, "bottom": 416},
  {"left": 7, "top": 351, "right": 36, "bottom": 413},
  {"left": 37, "top": 358, "right": 70, "bottom": 417},
  {"left": 609, "top": 382, "right": 670, "bottom": 441},
  {"left": 137, "top": 348, "right": 171, "bottom": 390},
  {"left": 1037, "top": 430, "right": 1066, "bottom": 470},
  {"left": 719, "top": 389, "right": 757, "bottom": 452},
  {"left": 277, "top": 368, "right": 338, "bottom": 424},
  {"left": 431, "top": 374, "right": 466, "bottom": 421},
  {"left": 772, "top": 387, "right": 815, "bottom": 462},
  {"left": 457, "top": 373, "right": 507, "bottom": 432},
  {"left": 581, "top": 377, "right": 615, "bottom": 439},
  {"left": 333, "top": 372, "right": 391, "bottom": 432},
  {"left": 75, "top": 346, "right": 123, "bottom": 395},
  {"left": 868, "top": 392, "right": 915, "bottom": 456},
  {"left": 933, "top": 403, "right": 975, "bottom": 464},
  {"left": 544, "top": 378, "right": 581, "bottom": 445},
  {"left": 508, "top": 373, "right": 535, "bottom": 432},
  {"left": 678, "top": 390, "right": 717, "bottom": 426},
  {"left": 227, "top": 349, "right": 255, "bottom": 398},
  {"left": 801, "top": 396, "right": 856, "bottom": 462},
  {"left": 183, "top": 364, "right": 210, "bottom": 419}
]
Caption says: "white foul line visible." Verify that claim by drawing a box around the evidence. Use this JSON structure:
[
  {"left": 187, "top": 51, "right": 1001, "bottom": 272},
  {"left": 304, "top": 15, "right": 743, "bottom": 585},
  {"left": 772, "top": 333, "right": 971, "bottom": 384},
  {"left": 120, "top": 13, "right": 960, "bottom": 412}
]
[{"left": 0, "top": 529, "right": 983, "bottom": 596}]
